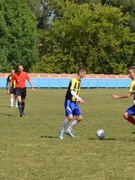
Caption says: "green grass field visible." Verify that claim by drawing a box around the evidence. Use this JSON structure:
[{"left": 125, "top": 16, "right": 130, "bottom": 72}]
[{"left": 0, "top": 88, "right": 135, "bottom": 180}]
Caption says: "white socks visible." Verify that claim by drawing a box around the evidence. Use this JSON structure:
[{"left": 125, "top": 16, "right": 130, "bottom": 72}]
[
  {"left": 60, "top": 119, "right": 69, "bottom": 131},
  {"left": 15, "top": 99, "right": 18, "bottom": 107},
  {"left": 60, "top": 119, "right": 78, "bottom": 132},
  {"left": 10, "top": 98, "right": 18, "bottom": 107},
  {"left": 67, "top": 120, "right": 78, "bottom": 132},
  {"left": 10, "top": 98, "right": 14, "bottom": 107}
]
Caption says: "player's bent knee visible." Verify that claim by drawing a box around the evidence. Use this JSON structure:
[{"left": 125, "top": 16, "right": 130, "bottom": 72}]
[
  {"left": 123, "top": 112, "right": 128, "bottom": 119},
  {"left": 67, "top": 115, "right": 73, "bottom": 121},
  {"left": 77, "top": 116, "right": 83, "bottom": 121}
]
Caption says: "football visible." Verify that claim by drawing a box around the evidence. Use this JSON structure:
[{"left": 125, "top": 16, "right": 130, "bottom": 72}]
[{"left": 96, "top": 129, "right": 105, "bottom": 139}]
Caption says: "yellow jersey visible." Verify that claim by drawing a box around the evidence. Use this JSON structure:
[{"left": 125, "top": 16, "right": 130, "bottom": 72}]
[
  {"left": 7, "top": 74, "right": 16, "bottom": 88},
  {"left": 129, "top": 80, "right": 135, "bottom": 99},
  {"left": 65, "top": 77, "right": 81, "bottom": 102}
]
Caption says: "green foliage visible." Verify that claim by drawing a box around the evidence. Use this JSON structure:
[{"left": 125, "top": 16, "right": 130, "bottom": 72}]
[
  {"left": 0, "top": 0, "right": 39, "bottom": 72},
  {"left": 32, "top": 1, "right": 135, "bottom": 74},
  {"left": 108, "top": 0, "right": 135, "bottom": 32},
  {"left": 1, "top": 0, "right": 135, "bottom": 73}
]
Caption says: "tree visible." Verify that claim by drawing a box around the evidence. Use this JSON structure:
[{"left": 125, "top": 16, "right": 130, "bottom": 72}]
[
  {"left": 0, "top": 0, "right": 39, "bottom": 72},
  {"left": 24, "top": 0, "right": 56, "bottom": 30},
  {"left": 102, "top": 0, "right": 135, "bottom": 32},
  {"left": 31, "top": 1, "right": 135, "bottom": 74}
]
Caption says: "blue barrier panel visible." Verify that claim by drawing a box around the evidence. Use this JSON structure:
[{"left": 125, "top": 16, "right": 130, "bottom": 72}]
[
  {"left": 82, "top": 79, "right": 98, "bottom": 88},
  {"left": 116, "top": 79, "right": 127, "bottom": 88},
  {"left": 97, "top": 79, "right": 107, "bottom": 88},
  {"left": 0, "top": 78, "right": 132, "bottom": 89},
  {"left": 81, "top": 79, "right": 90, "bottom": 88},
  {"left": 26, "top": 78, "right": 39, "bottom": 88},
  {"left": 126, "top": 79, "right": 132, "bottom": 88},
  {"left": 49, "top": 78, "right": 60, "bottom": 88},
  {"left": 38, "top": 78, "right": 49, "bottom": 88},
  {"left": 0, "top": 78, "right": 7, "bottom": 88},
  {"left": 106, "top": 79, "right": 117, "bottom": 88},
  {"left": 59, "top": 79, "right": 70, "bottom": 88}
]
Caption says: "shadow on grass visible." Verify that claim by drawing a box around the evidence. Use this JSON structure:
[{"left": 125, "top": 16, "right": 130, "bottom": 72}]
[
  {"left": 89, "top": 137, "right": 135, "bottom": 142},
  {"left": 0, "top": 105, "right": 12, "bottom": 107},
  {"left": 89, "top": 137, "right": 116, "bottom": 141},
  {"left": 0, "top": 113, "right": 13, "bottom": 117},
  {"left": 40, "top": 135, "right": 58, "bottom": 139},
  {"left": 40, "top": 136, "right": 135, "bottom": 141}
]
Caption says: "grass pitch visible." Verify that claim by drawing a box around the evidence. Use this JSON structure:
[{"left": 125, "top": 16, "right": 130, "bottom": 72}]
[{"left": 0, "top": 88, "right": 135, "bottom": 180}]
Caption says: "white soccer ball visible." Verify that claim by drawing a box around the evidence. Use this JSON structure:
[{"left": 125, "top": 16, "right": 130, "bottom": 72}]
[{"left": 96, "top": 129, "right": 105, "bottom": 139}]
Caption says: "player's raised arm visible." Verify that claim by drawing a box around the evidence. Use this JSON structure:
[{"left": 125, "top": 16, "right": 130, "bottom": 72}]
[
  {"left": 111, "top": 66, "right": 135, "bottom": 134},
  {"left": 111, "top": 92, "right": 131, "bottom": 99}
]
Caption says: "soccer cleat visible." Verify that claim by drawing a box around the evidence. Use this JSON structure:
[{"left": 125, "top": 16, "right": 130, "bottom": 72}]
[
  {"left": 20, "top": 113, "right": 25, "bottom": 117},
  {"left": 131, "top": 129, "right": 135, "bottom": 134},
  {"left": 58, "top": 130, "right": 64, "bottom": 140},
  {"left": 65, "top": 130, "right": 75, "bottom": 138},
  {"left": 9, "top": 105, "right": 13, "bottom": 107}
]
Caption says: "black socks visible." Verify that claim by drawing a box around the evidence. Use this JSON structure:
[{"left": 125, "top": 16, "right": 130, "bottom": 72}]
[
  {"left": 22, "top": 102, "right": 25, "bottom": 113},
  {"left": 18, "top": 102, "right": 25, "bottom": 116}
]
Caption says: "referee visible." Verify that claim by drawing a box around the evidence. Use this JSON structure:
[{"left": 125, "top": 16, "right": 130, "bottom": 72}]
[{"left": 8, "top": 65, "right": 35, "bottom": 117}]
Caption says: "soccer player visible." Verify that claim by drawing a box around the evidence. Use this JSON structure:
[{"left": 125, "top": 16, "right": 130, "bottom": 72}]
[
  {"left": 58, "top": 66, "right": 86, "bottom": 139},
  {"left": 111, "top": 66, "right": 135, "bottom": 134},
  {"left": 6, "top": 69, "right": 18, "bottom": 107},
  {"left": 7, "top": 65, "right": 35, "bottom": 117}
]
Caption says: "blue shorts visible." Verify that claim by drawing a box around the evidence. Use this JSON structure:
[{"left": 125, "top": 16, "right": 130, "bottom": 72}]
[
  {"left": 64, "top": 99, "right": 82, "bottom": 117},
  {"left": 126, "top": 104, "right": 135, "bottom": 116}
]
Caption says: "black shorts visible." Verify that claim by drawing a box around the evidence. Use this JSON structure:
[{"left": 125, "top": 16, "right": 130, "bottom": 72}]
[
  {"left": 15, "top": 88, "right": 26, "bottom": 99},
  {"left": 10, "top": 87, "right": 16, "bottom": 95}
]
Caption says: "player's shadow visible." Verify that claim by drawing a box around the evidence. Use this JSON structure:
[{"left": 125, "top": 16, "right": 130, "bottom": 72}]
[
  {"left": 40, "top": 135, "right": 58, "bottom": 139},
  {"left": 0, "top": 105, "right": 9, "bottom": 107},
  {"left": 89, "top": 137, "right": 135, "bottom": 142},
  {"left": 89, "top": 137, "right": 116, "bottom": 141},
  {"left": 0, "top": 113, "right": 13, "bottom": 117},
  {"left": 118, "top": 138, "right": 135, "bottom": 142}
]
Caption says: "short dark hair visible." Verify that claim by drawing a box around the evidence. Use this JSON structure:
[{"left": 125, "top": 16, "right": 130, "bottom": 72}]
[
  {"left": 78, "top": 66, "right": 86, "bottom": 73},
  {"left": 129, "top": 66, "right": 135, "bottom": 71}
]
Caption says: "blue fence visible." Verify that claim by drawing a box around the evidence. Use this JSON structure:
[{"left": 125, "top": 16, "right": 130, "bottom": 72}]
[{"left": 0, "top": 78, "right": 131, "bottom": 89}]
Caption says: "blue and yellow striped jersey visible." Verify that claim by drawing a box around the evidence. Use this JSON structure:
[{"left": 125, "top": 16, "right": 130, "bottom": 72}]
[
  {"left": 7, "top": 74, "right": 16, "bottom": 88},
  {"left": 129, "top": 80, "right": 135, "bottom": 99},
  {"left": 65, "top": 78, "right": 81, "bottom": 102}
]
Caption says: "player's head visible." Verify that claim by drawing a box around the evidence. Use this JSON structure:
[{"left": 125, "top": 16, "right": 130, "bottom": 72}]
[
  {"left": 10, "top": 69, "right": 15, "bottom": 75},
  {"left": 78, "top": 66, "right": 86, "bottom": 78},
  {"left": 18, "top": 65, "right": 24, "bottom": 73},
  {"left": 128, "top": 66, "right": 135, "bottom": 80}
]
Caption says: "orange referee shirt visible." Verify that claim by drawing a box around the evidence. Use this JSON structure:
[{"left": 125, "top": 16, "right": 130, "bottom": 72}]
[{"left": 11, "top": 72, "right": 30, "bottom": 88}]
